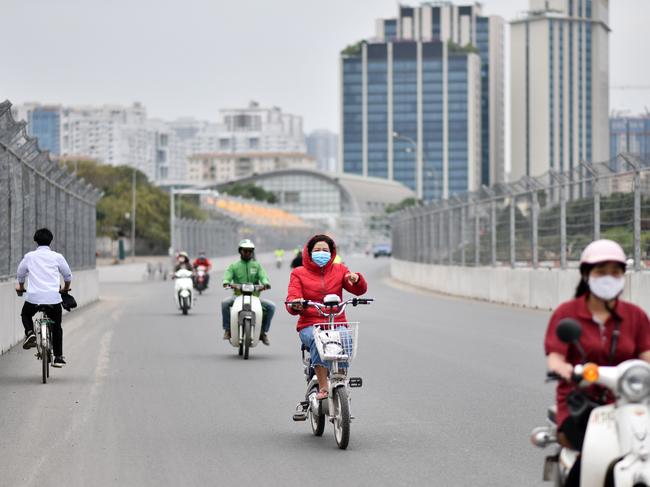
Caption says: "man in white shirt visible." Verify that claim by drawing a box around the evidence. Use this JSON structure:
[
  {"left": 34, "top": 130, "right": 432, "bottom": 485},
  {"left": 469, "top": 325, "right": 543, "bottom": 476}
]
[{"left": 16, "top": 228, "right": 72, "bottom": 368}]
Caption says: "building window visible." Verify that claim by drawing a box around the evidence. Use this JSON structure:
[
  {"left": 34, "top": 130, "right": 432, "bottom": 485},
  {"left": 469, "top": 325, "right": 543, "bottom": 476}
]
[
  {"left": 220, "top": 138, "right": 231, "bottom": 150},
  {"left": 249, "top": 138, "right": 260, "bottom": 149},
  {"left": 284, "top": 191, "right": 300, "bottom": 203}
]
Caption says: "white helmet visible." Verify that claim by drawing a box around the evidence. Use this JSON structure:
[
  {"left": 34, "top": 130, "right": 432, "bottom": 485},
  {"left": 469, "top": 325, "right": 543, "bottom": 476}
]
[
  {"left": 238, "top": 239, "right": 255, "bottom": 250},
  {"left": 580, "top": 239, "right": 627, "bottom": 266}
]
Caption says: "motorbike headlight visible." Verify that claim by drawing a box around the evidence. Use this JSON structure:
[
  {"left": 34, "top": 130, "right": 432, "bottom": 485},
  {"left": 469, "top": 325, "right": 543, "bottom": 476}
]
[
  {"left": 241, "top": 284, "right": 254, "bottom": 293},
  {"left": 620, "top": 365, "right": 650, "bottom": 403}
]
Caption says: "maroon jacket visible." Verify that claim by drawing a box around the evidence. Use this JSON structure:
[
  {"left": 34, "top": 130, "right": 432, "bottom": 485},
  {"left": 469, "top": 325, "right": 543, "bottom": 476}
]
[{"left": 286, "top": 242, "right": 367, "bottom": 331}]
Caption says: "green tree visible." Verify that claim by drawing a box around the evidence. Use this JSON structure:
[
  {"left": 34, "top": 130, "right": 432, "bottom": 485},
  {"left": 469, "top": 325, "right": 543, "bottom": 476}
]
[
  {"left": 221, "top": 182, "right": 277, "bottom": 204},
  {"left": 385, "top": 197, "right": 422, "bottom": 214},
  {"left": 63, "top": 160, "right": 206, "bottom": 253}
]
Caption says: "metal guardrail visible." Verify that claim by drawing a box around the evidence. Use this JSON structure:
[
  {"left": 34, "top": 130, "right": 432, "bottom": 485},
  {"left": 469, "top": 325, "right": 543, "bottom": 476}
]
[
  {"left": 391, "top": 154, "right": 650, "bottom": 271},
  {"left": 0, "top": 100, "right": 102, "bottom": 281}
]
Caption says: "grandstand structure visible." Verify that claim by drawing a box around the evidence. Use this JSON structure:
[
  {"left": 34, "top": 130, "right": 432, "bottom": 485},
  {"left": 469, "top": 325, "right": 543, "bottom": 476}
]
[{"left": 199, "top": 195, "right": 313, "bottom": 252}]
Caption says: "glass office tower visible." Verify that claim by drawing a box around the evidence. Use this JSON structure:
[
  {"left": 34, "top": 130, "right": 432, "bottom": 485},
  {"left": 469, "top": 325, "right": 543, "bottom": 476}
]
[
  {"left": 341, "top": 40, "right": 480, "bottom": 201},
  {"left": 341, "top": 2, "right": 502, "bottom": 201}
]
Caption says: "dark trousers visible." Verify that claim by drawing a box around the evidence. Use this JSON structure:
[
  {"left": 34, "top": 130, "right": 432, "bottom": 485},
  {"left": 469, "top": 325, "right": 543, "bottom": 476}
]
[{"left": 21, "top": 302, "right": 63, "bottom": 356}]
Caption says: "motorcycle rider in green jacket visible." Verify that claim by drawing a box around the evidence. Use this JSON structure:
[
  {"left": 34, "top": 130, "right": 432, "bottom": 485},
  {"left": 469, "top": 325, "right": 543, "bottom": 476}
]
[{"left": 222, "top": 239, "right": 275, "bottom": 345}]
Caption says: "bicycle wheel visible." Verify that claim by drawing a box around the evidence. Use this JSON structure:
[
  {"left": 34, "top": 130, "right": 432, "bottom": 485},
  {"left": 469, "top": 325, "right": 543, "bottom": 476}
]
[
  {"left": 309, "top": 387, "right": 325, "bottom": 436},
  {"left": 243, "top": 319, "right": 251, "bottom": 360},
  {"left": 46, "top": 328, "right": 52, "bottom": 378},
  {"left": 333, "top": 387, "right": 351, "bottom": 449},
  {"left": 41, "top": 324, "right": 48, "bottom": 384}
]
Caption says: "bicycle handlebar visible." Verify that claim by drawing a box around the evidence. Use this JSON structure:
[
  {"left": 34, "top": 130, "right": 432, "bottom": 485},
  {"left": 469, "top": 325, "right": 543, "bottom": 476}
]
[{"left": 284, "top": 297, "right": 374, "bottom": 317}]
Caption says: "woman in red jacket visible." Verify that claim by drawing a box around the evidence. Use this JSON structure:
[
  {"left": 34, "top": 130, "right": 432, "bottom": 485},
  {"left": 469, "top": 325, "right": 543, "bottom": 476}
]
[
  {"left": 286, "top": 234, "right": 368, "bottom": 400},
  {"left": 545, "top": 239, "right": 650, "bottom": 486}
]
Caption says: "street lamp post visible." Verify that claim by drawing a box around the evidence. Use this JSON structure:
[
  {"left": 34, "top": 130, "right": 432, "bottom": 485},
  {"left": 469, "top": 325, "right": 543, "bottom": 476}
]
[{"left": 393, "top": 131, "right": 420, "bottom": 199}]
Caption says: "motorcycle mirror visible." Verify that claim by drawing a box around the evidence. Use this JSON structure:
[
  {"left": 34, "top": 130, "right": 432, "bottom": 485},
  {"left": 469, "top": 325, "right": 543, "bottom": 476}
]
[{"left": 556, "top": 318, "right": 582, "bottom": 344}]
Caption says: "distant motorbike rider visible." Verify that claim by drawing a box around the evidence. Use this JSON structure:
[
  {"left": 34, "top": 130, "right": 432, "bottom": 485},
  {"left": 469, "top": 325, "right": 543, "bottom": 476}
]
[
  {"left": 545, "top": 239, "right": 650, "bottom": 486},
  {"left": 290, "top": 247, "right": 303, "bottom": 269},
  {"left": 175, "top": 252, "right": 194, "bottom": 272},
  {"left": 193, "top": 251, "right": 212, "bottom": 287},
  {"left": 221, "top": 239, "right": 275, "bottom": 345}
]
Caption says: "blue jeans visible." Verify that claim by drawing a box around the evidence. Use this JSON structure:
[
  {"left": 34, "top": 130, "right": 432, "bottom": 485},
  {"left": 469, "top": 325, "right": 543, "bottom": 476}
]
[
  {"left": 299, "top": 326, "right": 350, "bottom": 370},
  {"left": 221, "top": 296, "right": 275, "bottom": 333}
]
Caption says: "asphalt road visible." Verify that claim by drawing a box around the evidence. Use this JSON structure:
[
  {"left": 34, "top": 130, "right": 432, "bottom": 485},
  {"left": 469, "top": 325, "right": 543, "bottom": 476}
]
[{"left": 0, "top": 255, "right": 555, "bottom": 486}]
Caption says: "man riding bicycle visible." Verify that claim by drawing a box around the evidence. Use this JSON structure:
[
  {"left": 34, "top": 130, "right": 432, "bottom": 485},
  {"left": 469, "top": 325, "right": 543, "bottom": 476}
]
[
  {"left": 221, "top": 239, "right": 275, "bottom": 345},
  {"left": 16, "top": 228, "right": 72, "bottom": 368}
]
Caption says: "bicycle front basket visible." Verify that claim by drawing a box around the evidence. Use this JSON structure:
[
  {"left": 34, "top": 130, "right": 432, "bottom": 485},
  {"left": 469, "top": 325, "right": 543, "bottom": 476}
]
[{"left": 313, "top": 322, "right": 359, "bottom": 362}]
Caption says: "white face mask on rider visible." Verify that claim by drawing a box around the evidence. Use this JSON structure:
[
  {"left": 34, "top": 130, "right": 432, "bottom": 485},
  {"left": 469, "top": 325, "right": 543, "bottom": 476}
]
[{"left": 588, "top": 275, "right": 625, "bottom": 301}]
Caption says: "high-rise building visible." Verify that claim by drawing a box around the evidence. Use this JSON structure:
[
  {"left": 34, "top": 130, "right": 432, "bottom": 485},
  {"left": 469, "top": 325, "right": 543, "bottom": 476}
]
[
  {"left": 306, "top": 129, "right": 338, "bottom": 173},
  {"left": 510, "top": 0, "right": 610, "bottom": 180},
  {"left": 340, "top": 2, "right": 504, "bottom": 200},
  {"left": 58, "top": 103, "right": 187, "bottom": 182},
  {"left": 216, "top": 101, "right": 306, "bottom": 153},
  {"left": 610, "top": 114, "right": 650, "bottom": 161},
  {"left": 187, "top": 152, "right": 316, "bottom": 184},
  {"left": 11, "top": 103, "right": 61, "bottom": 155}
]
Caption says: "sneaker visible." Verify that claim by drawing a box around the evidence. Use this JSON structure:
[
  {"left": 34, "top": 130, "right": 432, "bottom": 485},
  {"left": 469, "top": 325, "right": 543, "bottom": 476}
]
[
  {"left": 223, "top": 330, "right": 231, "bottom": 340},
  {"left": 260, "top": 333, "right": 270, "bottom": 346},
  {"left": 52, "top": 356, "right": 66, "bottom": 368},
  {"left": 23, "top": 331, "right": 36, "bottom": 350}
]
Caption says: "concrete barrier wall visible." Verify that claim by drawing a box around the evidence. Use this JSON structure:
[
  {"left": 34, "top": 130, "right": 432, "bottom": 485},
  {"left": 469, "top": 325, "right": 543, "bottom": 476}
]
[
  {"left": 0, "top": 268, "right": 99, "bottom": 355},
  {"left": 391, "top": 259, "right": 650, "bottom": 313}
]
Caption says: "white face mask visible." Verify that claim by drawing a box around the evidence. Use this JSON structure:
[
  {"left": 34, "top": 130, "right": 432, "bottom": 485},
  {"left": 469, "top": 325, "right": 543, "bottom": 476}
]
[{"left": 588, "top": 275, "right": 625, "bottom": 301}]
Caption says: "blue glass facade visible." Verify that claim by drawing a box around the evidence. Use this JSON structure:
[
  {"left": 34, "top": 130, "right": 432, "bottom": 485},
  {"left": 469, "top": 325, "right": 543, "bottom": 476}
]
[
  {"left": 28, "top": 108, "right": 60, "bottom": 155},
  {"left": 448, "top": 54, "right": 469, "bottom": 196},
  {"left": 384, "top": 20, "right": 397, "bottom": 40},
  {"left": 476, "top": 17, "right": 490, "bottom": 185},
  {"left": 610, "top": 118, "right": 650, "bottom": 160},
  {"left": 392, "top": 42, "right": 418, "bottom": 192},
  {"left": 367, "top": 44, "right": 388, "bottom": 179},
  {"left": 422, "top": 43, "right": 444, "bottom": 200},
  {"left": 342, "top": 53, "right": 363, "bottom": 174}
]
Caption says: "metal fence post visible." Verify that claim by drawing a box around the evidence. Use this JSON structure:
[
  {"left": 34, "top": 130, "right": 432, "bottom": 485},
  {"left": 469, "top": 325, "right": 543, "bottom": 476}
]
[
  {"left": 594, "top": 175, "right": 601, "bottom": 240},
  {"left": 634, "top": 168, "right": 641, "bottom": 271},
  {"left": 448, "top": 205, "right": 454, "bottom": 265},
  {"left": 550, "top": 170, "right": 567, "bottom": 270},
  {"left": 474, "top": 200, "right": 480, "bottom": 266},
  {"left": 510, "top": 195, "right": 516, "bottom": 268},
  {"left": 438, "top": 206, "right": 444, "bottom": 264},
  {"left": 531, "top": 189, "right": 539, "bottom": 269},
  {"left": 490, "top": 199, "right": 496, "bottom": 267},
  {"left": 460, "top": 203, "right": 466, "bottom": 266}
]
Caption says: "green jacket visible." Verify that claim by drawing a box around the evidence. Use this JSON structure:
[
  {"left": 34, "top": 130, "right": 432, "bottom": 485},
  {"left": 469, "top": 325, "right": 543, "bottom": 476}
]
[{"left": 222, "top": 259, "right": 270, "bottom": 296}]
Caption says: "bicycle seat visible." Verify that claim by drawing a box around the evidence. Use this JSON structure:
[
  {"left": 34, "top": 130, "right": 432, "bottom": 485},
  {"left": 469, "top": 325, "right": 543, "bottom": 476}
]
[
  {"left": 35, "top": 304, "right": 56, "bottom": 313},
  {"left": 301, "top": 344, "right": 308, "bottom": 352}
]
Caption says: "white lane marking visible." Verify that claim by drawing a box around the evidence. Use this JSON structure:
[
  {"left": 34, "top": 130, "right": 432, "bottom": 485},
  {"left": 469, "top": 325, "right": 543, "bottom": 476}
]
[{"left": 24, "top": 330, "right": 114, "bottom": 487}]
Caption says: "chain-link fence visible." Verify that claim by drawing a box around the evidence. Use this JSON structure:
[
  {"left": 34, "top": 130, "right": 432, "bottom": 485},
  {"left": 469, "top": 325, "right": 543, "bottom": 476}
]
[
  {"left": 174, "top": 216, "right": 314, "bottom": 257},
  {"left": 0, "top": 100, "right": 102, "bottom": 280},
  {"left": 392, "top": 154, "right": 650, "bottom": 271}
]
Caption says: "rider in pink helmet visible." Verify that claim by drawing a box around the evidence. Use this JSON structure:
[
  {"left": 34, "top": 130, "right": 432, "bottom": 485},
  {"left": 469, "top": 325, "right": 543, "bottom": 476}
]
[
  {"left": 543, "top": 239, "right": 650, "bottom": 486},
  {"left": 579, "top": 239, "right": 627, "bottom": 266}
]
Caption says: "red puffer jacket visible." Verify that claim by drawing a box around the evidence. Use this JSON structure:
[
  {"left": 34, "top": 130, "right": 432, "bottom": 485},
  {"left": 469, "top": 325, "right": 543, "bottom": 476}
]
[{"left": 285, "top": 241, "right": 368, "bottom": 331}]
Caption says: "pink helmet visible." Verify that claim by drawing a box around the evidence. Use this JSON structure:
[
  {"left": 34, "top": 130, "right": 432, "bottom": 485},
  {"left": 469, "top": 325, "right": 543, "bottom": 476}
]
[{"left": 580, "top": 239, "right": 627, "bottom": 265}]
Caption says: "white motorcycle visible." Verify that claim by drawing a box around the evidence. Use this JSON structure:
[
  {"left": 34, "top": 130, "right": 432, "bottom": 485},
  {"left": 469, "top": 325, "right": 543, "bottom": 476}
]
[
  {"left": 532, "top": 318, "right": 650, "bottom": 486},
  {"left": 225, "top": 283, "right": 267, "bottom": 359},
  {"left": 289, "top": 295, "right": 373, "bottom": 450},
  {"left": 173, "top": 268, "right": 194, "bottom": 315}
]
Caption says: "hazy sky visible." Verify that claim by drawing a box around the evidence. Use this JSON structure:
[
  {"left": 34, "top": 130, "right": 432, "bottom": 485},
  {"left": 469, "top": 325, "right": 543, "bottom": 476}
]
[{"left": 2, "top": 0, "right": 649, "bottom": 132}]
